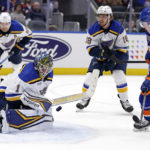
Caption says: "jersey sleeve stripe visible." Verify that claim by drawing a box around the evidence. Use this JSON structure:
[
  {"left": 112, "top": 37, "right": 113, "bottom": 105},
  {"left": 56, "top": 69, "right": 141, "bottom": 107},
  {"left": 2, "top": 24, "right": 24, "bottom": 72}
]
[
  {"left": 91, "top": 30, "right": 104, "bottom": 37},
  {"left": 10, "top": 31, "right": 23, "bottom": 34},
  {"left": 109, "top": 30, "right": 119, "bottom": 35},
  {"left": 27, "top": 78, "right": 42, "bottom": 84},
  {"left": 116, "top": 49, "right": 127, "bottom": 53},
  {"left": 15, "top": 43, "right": 24, "bottom": 50}
]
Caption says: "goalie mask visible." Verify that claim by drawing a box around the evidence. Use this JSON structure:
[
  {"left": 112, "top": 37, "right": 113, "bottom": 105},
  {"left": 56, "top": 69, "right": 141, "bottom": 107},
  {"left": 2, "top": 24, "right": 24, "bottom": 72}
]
[{"left": 34, "top": 52, "right": 53, "bottom": 78}]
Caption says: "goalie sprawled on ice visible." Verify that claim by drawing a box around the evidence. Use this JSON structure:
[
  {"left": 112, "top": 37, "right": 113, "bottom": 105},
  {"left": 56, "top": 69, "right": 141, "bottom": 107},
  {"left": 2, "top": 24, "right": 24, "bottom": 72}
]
[{"left": 0, "top": 52, "right": 54, "bottom": 133}]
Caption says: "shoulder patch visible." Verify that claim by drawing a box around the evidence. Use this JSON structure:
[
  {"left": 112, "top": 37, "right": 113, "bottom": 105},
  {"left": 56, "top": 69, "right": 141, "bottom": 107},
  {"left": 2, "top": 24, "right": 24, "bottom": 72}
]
[{"left": 86, "top": 37, "right": 92, "bottom": 44}]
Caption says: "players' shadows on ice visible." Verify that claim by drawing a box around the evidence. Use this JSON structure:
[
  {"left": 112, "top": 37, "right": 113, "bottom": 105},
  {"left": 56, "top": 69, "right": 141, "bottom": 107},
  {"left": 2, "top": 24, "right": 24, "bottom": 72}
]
[{"left": 0, "top": 122, "right": 98, "bottom": 144}]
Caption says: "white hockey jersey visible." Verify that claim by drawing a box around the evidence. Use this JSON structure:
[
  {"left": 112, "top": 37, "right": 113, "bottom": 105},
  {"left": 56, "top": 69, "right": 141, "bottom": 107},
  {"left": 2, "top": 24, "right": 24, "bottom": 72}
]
[
  {"left": 0, "top": 62, "right": 53, "bottom": 102},
  {"left": 86, "top": 20, "right": 129, "bottom": 55},
  {"left": 0, "top": 20, "right": 32, "bottom": 52}
]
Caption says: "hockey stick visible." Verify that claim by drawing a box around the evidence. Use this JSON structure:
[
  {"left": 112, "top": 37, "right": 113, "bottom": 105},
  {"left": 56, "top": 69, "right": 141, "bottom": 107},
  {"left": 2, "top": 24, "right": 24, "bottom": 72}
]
[
  {"left": 0, "top": 51, "right": 14, "bottom": 69},
  {"left": 140, "top": 91, "right": 147, "bottom": 121},
  {"left": 103, "top": 2, "right": 131, "bottom": 64},
  {"left": 52, "top": 92, "right": 89, "bottom": 106},
  {"left": 133, "top": 91, "right": 147, "bottom": 122}
]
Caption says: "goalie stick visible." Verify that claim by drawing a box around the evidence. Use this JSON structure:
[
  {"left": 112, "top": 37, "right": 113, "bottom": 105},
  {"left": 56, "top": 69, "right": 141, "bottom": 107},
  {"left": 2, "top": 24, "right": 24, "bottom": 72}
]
[{"left": 52, "top": 92, "right": 89, "bottom": 106}]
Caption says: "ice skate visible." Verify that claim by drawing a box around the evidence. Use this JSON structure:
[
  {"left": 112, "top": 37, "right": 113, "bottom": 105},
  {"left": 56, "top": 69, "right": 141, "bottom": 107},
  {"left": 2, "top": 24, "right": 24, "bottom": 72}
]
[
  {"left": 134, "top": 119, "right": 150, "bottom": 129},
  {"left": 120, "top": 100, "right": 134, "bottom": 113},
  {"left": 117, "top": 94, "right": 133, "bottom": 112},
  {"left": 76, "top": 98, "right": 91, "bottom": 110}
]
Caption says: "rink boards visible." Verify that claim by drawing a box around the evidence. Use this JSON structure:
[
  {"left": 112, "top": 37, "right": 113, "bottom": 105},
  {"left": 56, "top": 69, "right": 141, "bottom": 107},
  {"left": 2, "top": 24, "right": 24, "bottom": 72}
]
[{"left": 0, "top": 32, "right": 148, "bottom": 75}]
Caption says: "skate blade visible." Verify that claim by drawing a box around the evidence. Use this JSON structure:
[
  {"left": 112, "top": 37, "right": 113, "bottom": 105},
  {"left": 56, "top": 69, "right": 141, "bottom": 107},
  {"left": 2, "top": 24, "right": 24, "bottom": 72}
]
[
  {"left": 76, "top": 109, "right": 84, "bottom": 112},
  {"left": 133, "top": 127, "right": 149, "bottom": 132}
]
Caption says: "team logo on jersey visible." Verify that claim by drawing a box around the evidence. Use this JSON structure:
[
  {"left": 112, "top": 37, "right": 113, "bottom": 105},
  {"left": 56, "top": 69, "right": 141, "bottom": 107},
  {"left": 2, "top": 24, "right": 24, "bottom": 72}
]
[{"left": 22, "top": 35, "right": 72, "bottom": 62}]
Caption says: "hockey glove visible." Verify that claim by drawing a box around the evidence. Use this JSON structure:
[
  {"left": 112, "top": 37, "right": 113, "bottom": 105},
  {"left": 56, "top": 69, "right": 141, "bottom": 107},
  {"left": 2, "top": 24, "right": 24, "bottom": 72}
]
[
  {"left": 102, "top": 45, "right": 121, "bottom": 64},
  {"left": 141, "top": 79, "right": 150, "bottom": 93},
  {"left": 145, "top": 50, "right": 150, "bottom": 64},
  {"left": 8, "top": 47, "right": 22, "bottom": 64},
  {"left": 103, "top": 59, "right": 115, "bottom": 71},
  {"left": 10, "top": 46, "right": 21, "bottom": 56}
]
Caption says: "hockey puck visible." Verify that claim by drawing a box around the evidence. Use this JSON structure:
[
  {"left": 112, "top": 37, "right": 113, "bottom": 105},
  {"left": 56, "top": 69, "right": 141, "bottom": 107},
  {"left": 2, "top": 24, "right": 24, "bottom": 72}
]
[{"left": 56, "top": 106, "right": 62, "bottom": 111}]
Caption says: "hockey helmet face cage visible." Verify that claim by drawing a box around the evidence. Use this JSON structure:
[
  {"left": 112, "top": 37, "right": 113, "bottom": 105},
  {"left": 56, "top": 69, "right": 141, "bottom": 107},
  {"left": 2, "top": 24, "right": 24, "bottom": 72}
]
[
  {"left": 34, "top": 52, "right": 53, "bottom": 78},
  {"left": 140, "top": 6, "right": 150, "bottom": 28}
]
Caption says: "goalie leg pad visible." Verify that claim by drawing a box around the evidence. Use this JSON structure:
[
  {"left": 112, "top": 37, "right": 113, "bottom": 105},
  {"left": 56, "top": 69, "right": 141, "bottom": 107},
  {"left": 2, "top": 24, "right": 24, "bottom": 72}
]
[
  {"left": 20, "top": 92, "right": 52, "bottom": 112},
  {"left": 1, "top": 109, "right": 53, "bottom": 133}
]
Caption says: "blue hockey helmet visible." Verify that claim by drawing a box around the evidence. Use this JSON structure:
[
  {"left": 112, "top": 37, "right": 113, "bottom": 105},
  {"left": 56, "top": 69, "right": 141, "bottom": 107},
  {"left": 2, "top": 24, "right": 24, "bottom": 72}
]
[
  {"left": 140, "top": 6, "right": 150, "bottom": 23},
  {"left": 34, "top": 52, "right": 53, "bottom": 78}
]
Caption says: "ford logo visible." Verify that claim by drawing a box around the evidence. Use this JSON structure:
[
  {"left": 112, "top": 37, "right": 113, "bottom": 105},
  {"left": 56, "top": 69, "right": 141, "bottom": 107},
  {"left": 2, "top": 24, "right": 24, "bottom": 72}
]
[{"left": 22, "top": 35, "right": 72, "bottom": 62}]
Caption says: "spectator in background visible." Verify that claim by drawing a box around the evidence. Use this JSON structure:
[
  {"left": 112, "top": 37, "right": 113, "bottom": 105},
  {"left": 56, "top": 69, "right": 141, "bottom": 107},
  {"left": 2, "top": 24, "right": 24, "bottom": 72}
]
[
  {"left": 94, "top": 0, "right": 103, "bottom": 6},
  {"left": 52, "top": 0, "right": 59, "bottom": 13},
  {"left": 49, "top": 24, "right": 58, "bottom": 31},
  {"left": 22, "top": 0, "right": 33, "bottom": 16},
  {"left": 133, "top": 0, "right": 146, "bottom": 7},
  {"left": 122, "top": 0, "right": 129, "bottom": 7},
  {"left": 145, "top": 0, "right": 150, "bottom": 7},
  {"left": 125, "top": 20, "right": 138, "bottom": 32},
  {"left": 1, "top": 0, "right": 20, "bottom": 12},
  {"left": 26, "top": 1, "right": 46, "bottom": 25},
  {"left": 103, "top": 0, "right": 123, "bottom": 6},
  {"left": 11, "top": 3, "right": 26, "bottom": 25}
]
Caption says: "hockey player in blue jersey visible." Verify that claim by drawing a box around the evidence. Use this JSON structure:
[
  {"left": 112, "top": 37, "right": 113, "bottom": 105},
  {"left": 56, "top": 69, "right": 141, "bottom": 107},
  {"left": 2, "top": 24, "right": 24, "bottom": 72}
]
[
  {"left": 133, "top": 6, "right": 150, "bottom": 129},
  {"left": 76, "top": 5, "right": 134, "bottom": 113},
  {"left": 0, "top": 52, "right": 54, "bottom": 133},
  {"left": 0, "top": 12, "right": 32, "bottom": 72}
]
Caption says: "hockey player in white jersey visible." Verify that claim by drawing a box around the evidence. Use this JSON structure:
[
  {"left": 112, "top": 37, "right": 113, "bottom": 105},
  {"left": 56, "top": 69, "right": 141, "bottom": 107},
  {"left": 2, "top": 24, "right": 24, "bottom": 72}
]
[
  {"left": 0, "top": 52, "right": 54, "bottom": 133},
  {"left": 0, "top": 12, "right": 32, "bottom": 72},
  {"left": 76, "top": 5, "right": 134, "bottom": 113}
]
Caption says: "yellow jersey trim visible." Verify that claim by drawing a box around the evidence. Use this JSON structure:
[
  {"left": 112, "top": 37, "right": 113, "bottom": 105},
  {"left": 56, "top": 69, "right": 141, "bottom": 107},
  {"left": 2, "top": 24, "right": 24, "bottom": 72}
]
[
  {"left": 91, "top": 30, "right": 104, "bottom": 37},
  {"left": 9, "top": 110, "right": 44, "bottom": 128},
  {"left": 15, "top": 44, "right": 24, "bottom": 50},
  {"left": 109, "top": 30, "right": 119, "bottom": 35},
  {"left": 10, "top": 31, "right": 23, "bottom": 34},
  {"left": 117, "top": 49, "right": 127, "bottom": 53},
  {"left": 27, "top": 78, "right": 41, "bottom": 84}
]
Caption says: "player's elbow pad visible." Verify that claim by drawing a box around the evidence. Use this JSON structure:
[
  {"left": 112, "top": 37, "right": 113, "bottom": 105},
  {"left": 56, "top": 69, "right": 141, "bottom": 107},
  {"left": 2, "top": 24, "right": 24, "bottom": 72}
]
[{"left": 88, "top": 46, "right": 102, "bottom": 57}]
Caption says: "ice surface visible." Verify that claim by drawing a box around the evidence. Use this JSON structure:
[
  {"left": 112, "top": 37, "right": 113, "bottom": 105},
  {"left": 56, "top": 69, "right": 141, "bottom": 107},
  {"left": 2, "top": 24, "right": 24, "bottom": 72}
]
[{"left": 1, "top": 75, "right": 150, "bottom": 150}]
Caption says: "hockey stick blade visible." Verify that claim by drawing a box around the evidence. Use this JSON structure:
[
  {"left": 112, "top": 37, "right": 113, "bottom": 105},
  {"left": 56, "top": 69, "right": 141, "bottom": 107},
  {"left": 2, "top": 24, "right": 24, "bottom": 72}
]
[{"left": 52, "top": 92, "right": 88, "bottom": 106}]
